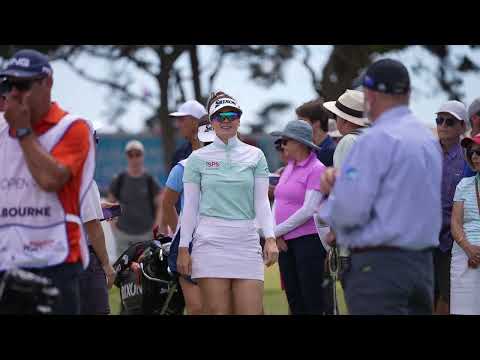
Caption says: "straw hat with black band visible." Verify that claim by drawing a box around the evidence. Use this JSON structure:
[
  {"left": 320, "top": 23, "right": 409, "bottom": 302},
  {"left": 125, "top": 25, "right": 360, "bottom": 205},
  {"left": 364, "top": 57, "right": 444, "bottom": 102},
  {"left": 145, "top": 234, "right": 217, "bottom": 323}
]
[{"left": 323, "top": 90, "right": 368, "bottom": 127}]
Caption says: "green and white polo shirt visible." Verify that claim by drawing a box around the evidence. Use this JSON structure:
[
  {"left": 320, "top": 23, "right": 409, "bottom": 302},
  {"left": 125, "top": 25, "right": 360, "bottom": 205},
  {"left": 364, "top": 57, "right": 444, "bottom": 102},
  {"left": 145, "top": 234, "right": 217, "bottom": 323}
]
[{"left": 183, "top": 135, "right": 269, "bottom": 220}]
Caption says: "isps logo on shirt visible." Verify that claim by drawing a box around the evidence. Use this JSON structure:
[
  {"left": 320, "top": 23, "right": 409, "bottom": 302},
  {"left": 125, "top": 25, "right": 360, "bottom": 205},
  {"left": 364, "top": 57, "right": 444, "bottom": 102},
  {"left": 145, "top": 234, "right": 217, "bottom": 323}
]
[{"left": 206, "top": 161, "right": 220, "bottom": 169}]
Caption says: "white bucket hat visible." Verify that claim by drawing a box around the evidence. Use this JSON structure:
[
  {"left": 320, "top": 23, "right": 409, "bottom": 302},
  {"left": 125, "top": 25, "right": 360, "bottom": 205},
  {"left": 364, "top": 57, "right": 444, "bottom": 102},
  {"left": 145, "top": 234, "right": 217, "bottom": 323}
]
[{"left": 323, "top": 89, "right": 368, "bottom": 127}]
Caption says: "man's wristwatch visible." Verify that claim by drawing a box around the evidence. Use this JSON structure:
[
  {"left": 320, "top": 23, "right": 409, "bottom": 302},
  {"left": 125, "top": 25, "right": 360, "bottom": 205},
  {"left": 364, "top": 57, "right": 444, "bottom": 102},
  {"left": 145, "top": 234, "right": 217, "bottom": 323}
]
[{"left": 16, "top": 127, "right": 33, "bottom": 141}]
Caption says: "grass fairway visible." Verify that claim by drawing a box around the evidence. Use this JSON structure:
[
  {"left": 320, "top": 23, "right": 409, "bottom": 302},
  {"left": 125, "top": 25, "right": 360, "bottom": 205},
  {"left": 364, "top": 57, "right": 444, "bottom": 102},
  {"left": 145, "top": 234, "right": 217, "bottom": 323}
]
[{"left": 109, "top": 263, "right": 289, "bottom": 315}]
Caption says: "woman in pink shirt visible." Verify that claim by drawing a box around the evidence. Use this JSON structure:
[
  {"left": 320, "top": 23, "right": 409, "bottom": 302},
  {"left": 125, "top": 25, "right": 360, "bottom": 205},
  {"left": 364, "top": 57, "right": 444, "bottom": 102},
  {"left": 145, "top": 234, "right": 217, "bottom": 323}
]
[{"left": 271, "top": 120, "right": 326, "bottom": 314}]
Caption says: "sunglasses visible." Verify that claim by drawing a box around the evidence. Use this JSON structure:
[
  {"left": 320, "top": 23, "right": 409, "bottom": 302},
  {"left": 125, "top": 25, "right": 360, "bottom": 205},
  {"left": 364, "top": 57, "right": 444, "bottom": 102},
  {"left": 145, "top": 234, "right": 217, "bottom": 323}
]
[
  {"left": 467, "top": 149, "right": 480, "bottom": 158},
  {"left": 1, "top": 76, "right": 46, "bottom": 93},
  {"left": 127, "top": 152, "right": 143, "bottom": 158},
  {"left": 436, "top": 116, "right": 458, "bottom": 127},
  {"left": 211, "top": 111, "right": 241, "bottom": 123}
]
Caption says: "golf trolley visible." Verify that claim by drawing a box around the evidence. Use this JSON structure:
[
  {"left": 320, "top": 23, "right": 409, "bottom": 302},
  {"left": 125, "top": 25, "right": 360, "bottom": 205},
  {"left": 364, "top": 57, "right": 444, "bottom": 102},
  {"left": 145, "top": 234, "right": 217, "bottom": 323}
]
[{"left": 113, "top": 235, "right": 185, "bottom": 315}]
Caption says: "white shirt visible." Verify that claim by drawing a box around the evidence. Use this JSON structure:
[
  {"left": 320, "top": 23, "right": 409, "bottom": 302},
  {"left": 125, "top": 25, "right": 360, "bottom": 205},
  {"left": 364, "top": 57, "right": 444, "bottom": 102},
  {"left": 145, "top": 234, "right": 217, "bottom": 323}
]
[
  {"left": 333, "top": 133, "right": 359, "bottom": 168},
  {"left": 81, "top": 181, "right": 103, "bottom": 224}
]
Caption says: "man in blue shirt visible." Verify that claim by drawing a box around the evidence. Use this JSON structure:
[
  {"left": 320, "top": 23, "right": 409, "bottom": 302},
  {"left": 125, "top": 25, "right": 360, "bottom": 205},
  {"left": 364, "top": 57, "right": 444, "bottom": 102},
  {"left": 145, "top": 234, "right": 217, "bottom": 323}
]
[
  {"left": 296, "top": 99, "right": 336, "bottom": 167},
  {"left": 434, "top": 100, "right": 467, "bottom": 315},
  {"left": 319, "top": 59, "right": 442, "bottom": 315}
]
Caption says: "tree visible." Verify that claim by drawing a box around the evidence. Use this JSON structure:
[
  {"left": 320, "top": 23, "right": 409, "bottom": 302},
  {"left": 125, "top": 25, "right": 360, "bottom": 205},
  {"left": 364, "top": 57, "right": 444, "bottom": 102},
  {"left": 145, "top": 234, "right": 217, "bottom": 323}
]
[
  {"left": 2, "top": 44, "right": 479, "bottom": 159},
  {"left": 302, "top": 45, "right": 480, "bottom": 101}
]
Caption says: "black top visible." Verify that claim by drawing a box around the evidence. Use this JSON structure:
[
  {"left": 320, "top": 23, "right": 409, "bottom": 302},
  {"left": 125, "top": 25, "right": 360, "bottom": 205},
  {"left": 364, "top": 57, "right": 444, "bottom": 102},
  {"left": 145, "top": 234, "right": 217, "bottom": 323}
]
[{"left": 109, "top": 173, "right": 160, "bottom": 235}]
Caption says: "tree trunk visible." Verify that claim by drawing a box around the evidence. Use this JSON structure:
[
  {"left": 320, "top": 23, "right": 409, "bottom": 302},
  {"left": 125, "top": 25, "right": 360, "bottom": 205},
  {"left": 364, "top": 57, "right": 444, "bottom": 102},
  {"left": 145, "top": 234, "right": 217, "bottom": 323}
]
[
  {"left": 319, "top": 45, "right": 373, "bottom": 100},
  {"left": 189, "top": 45, "right": 203, "bottom": 102},
  {"left": 157, "top": 47, "right": 176, "bottom": 171}
]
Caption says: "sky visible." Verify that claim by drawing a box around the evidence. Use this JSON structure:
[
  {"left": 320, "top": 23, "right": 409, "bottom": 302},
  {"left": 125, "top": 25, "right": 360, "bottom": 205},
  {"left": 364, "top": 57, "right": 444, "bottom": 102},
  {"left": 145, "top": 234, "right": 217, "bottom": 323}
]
[{"left": 49, "top": 45, "right": 480, "bottom": 135}]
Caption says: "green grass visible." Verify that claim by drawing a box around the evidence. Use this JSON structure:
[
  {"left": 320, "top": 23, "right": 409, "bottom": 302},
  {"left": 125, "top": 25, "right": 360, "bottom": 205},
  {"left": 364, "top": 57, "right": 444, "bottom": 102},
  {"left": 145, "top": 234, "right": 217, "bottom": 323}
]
[{"left": 108, "top": 263, "right": 289, "bottom": 315}]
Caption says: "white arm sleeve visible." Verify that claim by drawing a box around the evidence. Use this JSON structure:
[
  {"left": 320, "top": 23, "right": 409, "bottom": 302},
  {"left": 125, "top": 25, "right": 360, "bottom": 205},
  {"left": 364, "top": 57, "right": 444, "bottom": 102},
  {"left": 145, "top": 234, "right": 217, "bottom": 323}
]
[
  {"left": 179, "top": 182, "right": 200, "bottom": 248},
  {"left": 274, "top": 189, "right": 323, "bottom": 238},
  {"left": 254, "top": 177, "right": 275, "bottom": 239}
]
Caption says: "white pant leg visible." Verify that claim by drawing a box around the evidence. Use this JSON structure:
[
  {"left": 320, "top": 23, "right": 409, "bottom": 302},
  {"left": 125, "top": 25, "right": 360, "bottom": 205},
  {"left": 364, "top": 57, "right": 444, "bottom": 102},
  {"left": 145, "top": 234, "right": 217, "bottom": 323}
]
[{"left": 450, "top": 246, "right": 480, "bottom": 315}]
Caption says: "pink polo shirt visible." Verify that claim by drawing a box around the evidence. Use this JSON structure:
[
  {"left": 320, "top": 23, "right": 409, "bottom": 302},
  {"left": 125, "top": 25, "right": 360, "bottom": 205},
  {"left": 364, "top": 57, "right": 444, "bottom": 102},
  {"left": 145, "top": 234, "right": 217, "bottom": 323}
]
[{"left": 274, "top": 152, "right": 325, "bottom": 240}]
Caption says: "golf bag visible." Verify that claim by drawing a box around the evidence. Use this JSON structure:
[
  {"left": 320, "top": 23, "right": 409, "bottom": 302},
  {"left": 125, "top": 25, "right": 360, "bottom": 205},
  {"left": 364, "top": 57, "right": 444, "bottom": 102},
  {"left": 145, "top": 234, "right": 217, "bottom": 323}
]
[
  {"left": 113, "top": 235, "right": 185, "bottom": 315},
  {"left": 0, "top": 269, "right": 60, "bottom": 314}
]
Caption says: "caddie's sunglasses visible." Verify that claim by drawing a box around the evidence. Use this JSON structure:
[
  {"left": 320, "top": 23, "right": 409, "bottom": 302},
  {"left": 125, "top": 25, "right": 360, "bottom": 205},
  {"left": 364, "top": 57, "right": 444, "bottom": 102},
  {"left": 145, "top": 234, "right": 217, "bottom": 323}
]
[
  {"left": 211, "top": 111, "right": 241, "bottom": 122},
  {"left": 436, "top": 116, "right": 458, "bottom": 127},
  {"left": 1, "top": 76, "right": 46, "bottom": 93},
  {"left": 467, "top": 149, "right": 480, "bottom": 158}
]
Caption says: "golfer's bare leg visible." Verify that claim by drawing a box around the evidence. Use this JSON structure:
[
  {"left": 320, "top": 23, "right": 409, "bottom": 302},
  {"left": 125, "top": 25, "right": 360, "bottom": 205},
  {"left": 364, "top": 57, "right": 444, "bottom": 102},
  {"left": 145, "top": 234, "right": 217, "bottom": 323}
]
[
  {"left": 232, "top": 279, "right": 264, "bottom": 315},
  {"left": 197, "top": 278, "right": 233, "bottom": 315}
]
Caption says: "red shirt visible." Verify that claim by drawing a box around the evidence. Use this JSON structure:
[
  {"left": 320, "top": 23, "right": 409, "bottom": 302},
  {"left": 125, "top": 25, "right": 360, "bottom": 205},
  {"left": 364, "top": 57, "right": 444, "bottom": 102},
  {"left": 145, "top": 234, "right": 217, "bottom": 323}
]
[{"left": 10, "top": 102, "right": 91, "bottom": 263}]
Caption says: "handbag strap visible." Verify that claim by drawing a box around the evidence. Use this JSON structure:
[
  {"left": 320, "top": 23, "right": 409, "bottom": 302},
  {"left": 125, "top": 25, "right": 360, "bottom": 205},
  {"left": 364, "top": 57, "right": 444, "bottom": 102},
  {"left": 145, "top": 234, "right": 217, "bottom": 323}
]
[{"left": 475, "top": 176, "right": 480, "bottom": 216}]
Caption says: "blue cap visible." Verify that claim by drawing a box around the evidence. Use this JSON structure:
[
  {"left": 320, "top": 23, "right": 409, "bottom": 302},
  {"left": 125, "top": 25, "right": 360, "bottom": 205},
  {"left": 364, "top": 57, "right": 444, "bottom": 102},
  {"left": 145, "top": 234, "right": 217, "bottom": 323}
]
[{"left": 0, "top": 49, "right": 53, "bottom": 79}]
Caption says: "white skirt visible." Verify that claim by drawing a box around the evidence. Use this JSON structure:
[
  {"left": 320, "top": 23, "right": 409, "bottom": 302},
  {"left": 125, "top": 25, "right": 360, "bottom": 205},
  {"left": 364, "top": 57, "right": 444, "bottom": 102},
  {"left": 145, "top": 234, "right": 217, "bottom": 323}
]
[
  {"left": 450, "top": 243, "right": 480, "bottom": 315},
  {"left": 191, "top": 216, "right": 264, "bottom": 281}
]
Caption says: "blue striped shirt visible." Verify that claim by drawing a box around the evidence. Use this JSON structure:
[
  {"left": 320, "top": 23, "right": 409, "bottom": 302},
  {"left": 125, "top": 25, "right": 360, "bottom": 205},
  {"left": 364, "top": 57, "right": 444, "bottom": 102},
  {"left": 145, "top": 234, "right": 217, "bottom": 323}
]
[
  {"left": 453, "top": 175, "right": 480, "bottom": 245},
  {"left": 319, "top": 105, "right": 442, "bottom": 250}
]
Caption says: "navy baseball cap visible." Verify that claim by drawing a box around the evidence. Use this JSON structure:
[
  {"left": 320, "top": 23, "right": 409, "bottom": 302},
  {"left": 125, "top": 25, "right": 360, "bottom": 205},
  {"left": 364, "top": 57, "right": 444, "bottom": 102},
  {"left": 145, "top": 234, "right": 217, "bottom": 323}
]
[
  {"left": 362, "top": 58, "right": 410, "bottom": 95},
  {"left": 0, "top": 49, "right": 53, "bottom": 79}
]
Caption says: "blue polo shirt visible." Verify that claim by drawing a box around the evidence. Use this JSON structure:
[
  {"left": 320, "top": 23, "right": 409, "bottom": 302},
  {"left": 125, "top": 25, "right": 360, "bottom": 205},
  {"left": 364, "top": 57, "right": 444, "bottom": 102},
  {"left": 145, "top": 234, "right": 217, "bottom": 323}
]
[
  {"left": 316, "top": 135, "right": 336, "bottom": 167},
  {"left": 165, "top": 163, "right": 185, "bottom": 210}
]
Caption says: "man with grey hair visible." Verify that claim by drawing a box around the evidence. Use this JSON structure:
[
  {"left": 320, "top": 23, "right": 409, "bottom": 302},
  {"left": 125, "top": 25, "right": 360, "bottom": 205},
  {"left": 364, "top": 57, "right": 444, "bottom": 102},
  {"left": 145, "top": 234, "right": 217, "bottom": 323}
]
[{"left": 318, "top": 59, "right": 442, "bottom": 315}]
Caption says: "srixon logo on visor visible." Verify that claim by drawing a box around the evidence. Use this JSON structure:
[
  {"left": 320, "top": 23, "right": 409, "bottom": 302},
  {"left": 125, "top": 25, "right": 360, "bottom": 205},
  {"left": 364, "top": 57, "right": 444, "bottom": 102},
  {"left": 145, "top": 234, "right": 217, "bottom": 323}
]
[{"left": 215, "top": 99, "right": 236, "bottom": 107}]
